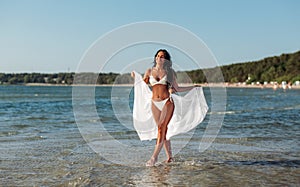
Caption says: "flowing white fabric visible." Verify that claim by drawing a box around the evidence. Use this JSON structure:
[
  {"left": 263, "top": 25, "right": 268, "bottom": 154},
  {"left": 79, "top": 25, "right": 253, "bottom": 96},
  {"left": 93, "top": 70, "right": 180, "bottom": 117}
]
[{"left": 133, "top": 71, "right": 209, "bottom": 141}]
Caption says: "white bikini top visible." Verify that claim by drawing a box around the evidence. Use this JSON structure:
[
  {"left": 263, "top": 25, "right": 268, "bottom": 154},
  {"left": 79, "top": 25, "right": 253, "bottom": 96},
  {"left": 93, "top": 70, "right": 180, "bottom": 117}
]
[{"left": 149, "top": 75, "right": 167, "bottom": 86}]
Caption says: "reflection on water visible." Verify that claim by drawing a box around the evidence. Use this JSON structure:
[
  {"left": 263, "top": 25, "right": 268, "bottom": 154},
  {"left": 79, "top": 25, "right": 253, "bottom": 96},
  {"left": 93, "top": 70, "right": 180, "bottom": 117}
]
[
  {"left": 0, "top": 86, "right": 299, "bottom": 186},
  {"left": 130, "top": 165, "right": 172, "bottom": 186}
]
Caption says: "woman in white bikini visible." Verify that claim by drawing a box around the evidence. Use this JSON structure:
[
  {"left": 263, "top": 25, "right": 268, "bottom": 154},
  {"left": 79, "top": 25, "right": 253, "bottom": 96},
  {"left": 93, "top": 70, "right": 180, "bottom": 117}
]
[{"left": 131, "top": 49, "right": 208, "bottom": 166}]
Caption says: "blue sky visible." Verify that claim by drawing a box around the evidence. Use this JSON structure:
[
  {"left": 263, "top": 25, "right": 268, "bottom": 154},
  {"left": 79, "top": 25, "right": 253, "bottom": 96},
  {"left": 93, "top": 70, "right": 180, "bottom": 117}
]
[{"left": 0, "top": 0, "right": 299, "bottom": 73}]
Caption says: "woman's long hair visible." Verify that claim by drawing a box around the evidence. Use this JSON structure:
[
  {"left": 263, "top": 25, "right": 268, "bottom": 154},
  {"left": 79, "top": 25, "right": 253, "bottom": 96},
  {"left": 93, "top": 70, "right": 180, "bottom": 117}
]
[{"left": 153, "top": 49, "right": 176, "bottom": 88}]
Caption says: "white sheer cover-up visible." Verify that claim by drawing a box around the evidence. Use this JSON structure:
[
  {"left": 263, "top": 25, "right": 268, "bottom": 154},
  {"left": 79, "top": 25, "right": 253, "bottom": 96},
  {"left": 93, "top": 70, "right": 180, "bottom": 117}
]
[{"left": 133, "top": 71, "right": 209, "bottom": 141}]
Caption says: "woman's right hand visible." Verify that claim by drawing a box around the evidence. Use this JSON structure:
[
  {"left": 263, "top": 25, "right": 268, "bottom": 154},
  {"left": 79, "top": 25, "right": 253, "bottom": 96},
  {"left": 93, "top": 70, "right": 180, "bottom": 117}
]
[{"left": 131, "top": 71, "right": 135, "bottom": 78}]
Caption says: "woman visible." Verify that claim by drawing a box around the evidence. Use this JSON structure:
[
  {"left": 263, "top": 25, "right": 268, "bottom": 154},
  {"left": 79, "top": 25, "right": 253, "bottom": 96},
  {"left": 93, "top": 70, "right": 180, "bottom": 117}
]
[{"left": 132, "top": 49, "right": 208, "bottom": 166}]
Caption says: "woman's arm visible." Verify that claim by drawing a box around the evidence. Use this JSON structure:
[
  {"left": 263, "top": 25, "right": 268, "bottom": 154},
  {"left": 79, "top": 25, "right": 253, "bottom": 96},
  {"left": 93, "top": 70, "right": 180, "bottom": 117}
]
[
  {"left": 171, "top": 73, "right": 200, "bottom": 92},
  {"left": 143, "top": 68, "right": 151, "bottom": 84},
  {"left": 131, "top": 69, "right": 151, "bottom": 84},
  {"left": 172, "top": 82, "right": 197, "bottom": 92}
]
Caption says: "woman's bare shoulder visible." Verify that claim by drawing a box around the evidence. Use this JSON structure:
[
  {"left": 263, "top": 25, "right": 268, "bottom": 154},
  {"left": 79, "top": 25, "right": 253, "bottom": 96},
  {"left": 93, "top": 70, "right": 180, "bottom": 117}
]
[{"left": 144, "top": 68, "right": 152, "bottom": 77}]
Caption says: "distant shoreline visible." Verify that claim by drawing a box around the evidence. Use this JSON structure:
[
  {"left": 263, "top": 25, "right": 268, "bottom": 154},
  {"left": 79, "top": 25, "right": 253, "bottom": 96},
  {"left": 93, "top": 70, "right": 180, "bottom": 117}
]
[{"left": 15, "top": 83, "right": 299, "bottom": 89}]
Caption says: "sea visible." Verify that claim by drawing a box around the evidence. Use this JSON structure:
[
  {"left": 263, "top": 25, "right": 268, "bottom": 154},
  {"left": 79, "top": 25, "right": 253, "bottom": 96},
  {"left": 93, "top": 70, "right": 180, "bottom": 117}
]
[{"left": 0, "top": 85, "right": 299, "bottom": 186}]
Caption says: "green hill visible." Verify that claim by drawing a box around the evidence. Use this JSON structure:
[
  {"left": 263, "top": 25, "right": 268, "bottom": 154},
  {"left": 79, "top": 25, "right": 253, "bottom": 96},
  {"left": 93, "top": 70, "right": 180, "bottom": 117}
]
[
  {"left": 0, "top": 50, "right": 299, "bottom": 85},
  {"left": 187, "top": 50, "right": 300, "bottom": 84}
]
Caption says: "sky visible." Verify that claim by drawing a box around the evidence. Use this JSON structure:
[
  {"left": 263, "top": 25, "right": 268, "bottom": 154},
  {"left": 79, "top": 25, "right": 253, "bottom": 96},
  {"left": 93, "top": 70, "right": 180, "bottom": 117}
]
[{"left": 0, "top": 0, "right": 299, "bottom": 73}]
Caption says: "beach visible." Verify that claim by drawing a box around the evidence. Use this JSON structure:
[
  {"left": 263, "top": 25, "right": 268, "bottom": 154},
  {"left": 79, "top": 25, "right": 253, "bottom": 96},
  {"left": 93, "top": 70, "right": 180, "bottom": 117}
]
[{"left": 0, "top": 85, "right": 299, "bottom": 186}]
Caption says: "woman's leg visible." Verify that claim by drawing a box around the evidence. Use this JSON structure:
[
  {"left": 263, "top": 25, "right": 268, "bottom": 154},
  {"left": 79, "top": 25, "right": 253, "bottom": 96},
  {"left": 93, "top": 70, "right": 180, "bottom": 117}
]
[
  {"left": 146, "top": 100, "right": 174, "bottom": 166},
  {"left": 146, "top": 102, "right": 161, "bottom": 166},
  {"left": 164, "top": 140, "right": 173, "bottom": 162}
]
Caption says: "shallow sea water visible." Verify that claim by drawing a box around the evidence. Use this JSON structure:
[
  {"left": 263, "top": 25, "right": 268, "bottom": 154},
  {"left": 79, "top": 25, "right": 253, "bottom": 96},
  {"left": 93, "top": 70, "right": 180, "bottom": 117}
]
[{"left": 0, "top": 85, "right": 299, "bottom": 186}]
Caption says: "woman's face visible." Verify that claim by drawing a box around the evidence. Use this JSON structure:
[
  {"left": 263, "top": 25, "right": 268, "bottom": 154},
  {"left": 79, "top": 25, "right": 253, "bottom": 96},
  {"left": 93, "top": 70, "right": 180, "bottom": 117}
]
[{"left": 155, "top": 51, "right": 166, "bottom": 65}]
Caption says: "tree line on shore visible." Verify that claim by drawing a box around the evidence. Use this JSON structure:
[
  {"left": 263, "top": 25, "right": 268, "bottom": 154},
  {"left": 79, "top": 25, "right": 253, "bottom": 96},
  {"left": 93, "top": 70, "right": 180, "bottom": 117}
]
[
  {"left": 1, "top": 50, "right": 299, "bottom": 85},
  {"left": 187, "top": 50, "right": 300, "bottom": 84}
]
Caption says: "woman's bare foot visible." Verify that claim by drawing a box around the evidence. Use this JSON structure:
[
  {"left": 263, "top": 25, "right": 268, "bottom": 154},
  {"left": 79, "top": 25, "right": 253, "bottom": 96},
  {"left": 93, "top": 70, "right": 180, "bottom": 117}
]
[
  {"left": 165, "top": 157, "right": 174, "bottom": 163},
  {"left": 146, "top": 157, "right": 157, "bottom": 167}
]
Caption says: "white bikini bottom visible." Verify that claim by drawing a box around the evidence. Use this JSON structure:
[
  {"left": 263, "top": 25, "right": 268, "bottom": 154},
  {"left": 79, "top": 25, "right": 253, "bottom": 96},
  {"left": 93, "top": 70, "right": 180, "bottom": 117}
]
[{"left": 152, "top": 98, "right": 170, "bottom": 111}]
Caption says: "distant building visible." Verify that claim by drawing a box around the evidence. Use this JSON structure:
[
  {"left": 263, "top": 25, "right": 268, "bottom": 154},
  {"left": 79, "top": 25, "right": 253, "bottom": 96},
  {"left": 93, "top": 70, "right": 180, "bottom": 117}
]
[{"left": 282, "top": 81, "right": 287, "bottom": 89}]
